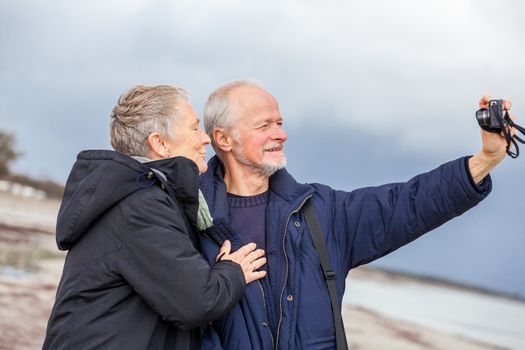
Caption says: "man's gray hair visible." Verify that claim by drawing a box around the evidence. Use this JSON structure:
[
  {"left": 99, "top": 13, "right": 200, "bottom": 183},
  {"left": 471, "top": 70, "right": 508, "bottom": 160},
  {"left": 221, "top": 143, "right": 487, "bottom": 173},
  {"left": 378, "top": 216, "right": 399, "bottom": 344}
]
[
  {"left": 110, "top": 85, "right": 188, "bottom": 157},
  {"left": 204, "top": 79, "right": 263, "bottom": 150}
]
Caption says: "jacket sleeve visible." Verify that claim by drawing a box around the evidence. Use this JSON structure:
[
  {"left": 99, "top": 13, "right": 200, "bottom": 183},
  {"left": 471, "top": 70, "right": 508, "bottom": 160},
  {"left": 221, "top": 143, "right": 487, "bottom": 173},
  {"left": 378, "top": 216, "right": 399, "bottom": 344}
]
[
  {"left": 115, "top": 192, "right": 246, "bottom": 330},
  {"left": 333, "top": 156, "right": 492, "bottom": 272}
]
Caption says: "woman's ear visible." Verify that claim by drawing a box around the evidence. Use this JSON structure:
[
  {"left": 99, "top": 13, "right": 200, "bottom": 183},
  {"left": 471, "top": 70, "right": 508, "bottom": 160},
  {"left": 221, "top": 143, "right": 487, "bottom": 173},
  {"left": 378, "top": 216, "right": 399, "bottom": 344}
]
[
  {"left": 213, "top": 127, "right": 233, "bottom": 152},
  {"left": 147, "top": 132, "right": 170, "bottom": 160}
]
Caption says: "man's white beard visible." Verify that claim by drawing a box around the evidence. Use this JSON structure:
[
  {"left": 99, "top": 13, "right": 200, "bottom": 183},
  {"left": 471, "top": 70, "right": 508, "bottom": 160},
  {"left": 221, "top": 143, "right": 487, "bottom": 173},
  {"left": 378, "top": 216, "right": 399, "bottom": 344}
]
[{"left": 232, "top": 149, "right": 286, "bottom": 177}]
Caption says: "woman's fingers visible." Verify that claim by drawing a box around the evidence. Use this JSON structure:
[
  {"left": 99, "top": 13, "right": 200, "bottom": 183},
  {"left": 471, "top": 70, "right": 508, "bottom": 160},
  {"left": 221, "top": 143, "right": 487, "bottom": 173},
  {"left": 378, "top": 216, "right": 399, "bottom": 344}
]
[
  {"left": 250, "top": 256, "right": 267, "bottom": 270},
  {"left": 234, "top": 242, "right": 257, "bottom": 257},
  {"left": 217, "top": 241, "right": 267, "bottom": 284},
  {"left": 245, "top": 270, "right": 267, "bottom": 284},
  {"left": 216, "top": 240, "right": 232, "bottom": 261},
  {"left": 243, "top": 249, "right": 265, "bottom": 264}
]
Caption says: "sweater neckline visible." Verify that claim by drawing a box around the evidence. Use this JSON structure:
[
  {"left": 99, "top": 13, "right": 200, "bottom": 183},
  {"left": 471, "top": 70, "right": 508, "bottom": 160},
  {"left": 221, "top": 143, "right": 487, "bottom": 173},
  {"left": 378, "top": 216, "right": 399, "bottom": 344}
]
[{"left": 227, "top": 191, "right": 269, "bottom": 208}]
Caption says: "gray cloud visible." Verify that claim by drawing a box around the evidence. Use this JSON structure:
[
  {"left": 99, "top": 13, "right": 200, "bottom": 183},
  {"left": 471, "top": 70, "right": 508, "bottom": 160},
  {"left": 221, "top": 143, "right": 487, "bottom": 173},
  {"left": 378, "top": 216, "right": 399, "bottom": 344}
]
[{"left": 1, "top": 0, "right": 524, "bottom": 177}]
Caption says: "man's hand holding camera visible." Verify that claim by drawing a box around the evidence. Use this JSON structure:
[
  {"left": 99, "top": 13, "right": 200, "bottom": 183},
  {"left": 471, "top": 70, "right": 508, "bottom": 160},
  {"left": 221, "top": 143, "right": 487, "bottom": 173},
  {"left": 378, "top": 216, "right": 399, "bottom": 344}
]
[{"left": 469, "top": 95, "right": 520, "bottom": 184}]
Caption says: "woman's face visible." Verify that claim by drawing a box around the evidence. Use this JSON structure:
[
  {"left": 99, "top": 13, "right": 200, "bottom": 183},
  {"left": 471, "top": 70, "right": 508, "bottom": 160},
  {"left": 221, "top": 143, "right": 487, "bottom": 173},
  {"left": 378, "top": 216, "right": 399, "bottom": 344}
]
[{"left": 163, "top": 100, "right": 211, "bottom": 173}]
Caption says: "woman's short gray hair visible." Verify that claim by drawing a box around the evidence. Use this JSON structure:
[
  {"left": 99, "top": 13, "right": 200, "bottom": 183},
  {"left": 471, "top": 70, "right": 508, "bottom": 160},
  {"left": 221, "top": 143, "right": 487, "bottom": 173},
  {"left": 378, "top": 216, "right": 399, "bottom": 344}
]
[
  {"left": 110, "top": 85, "right": 188, "bottom": 157},
  {"left": 204, "top": 79, "right": 263, "bottom": 150}
]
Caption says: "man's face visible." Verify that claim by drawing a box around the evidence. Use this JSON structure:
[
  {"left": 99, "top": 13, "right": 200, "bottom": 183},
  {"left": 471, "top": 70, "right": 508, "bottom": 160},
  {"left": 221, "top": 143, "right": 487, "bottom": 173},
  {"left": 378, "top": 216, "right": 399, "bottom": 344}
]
[
  {"left": 228, "top": 86, "right": 288, "bottom": 176},
  {"left": 165, "top": 100, "right": 211, "bottom": 173}
]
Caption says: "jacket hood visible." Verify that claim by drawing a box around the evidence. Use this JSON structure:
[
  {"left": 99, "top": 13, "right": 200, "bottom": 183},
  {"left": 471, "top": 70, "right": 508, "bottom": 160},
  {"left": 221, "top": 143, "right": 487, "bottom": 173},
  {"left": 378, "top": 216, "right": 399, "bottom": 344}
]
[{"left": 56, "top": 150, "right": 199, "bottom": 250}]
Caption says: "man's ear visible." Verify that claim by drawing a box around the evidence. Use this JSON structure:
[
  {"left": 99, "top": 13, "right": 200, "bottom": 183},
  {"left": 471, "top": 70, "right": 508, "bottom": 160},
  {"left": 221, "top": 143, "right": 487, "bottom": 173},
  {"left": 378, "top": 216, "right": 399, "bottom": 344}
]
[
  {"left": 213, "top": 127, "right": 233, "bottom": 152},
  {"left": 147, "top": 132, "right": 169, "bottom": 160}
]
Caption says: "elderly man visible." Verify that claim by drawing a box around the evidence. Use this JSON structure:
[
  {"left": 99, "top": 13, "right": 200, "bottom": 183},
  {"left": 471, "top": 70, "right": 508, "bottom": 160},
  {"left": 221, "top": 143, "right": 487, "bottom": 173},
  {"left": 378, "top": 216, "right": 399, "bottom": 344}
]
[{"left": 198, "top": 79, "right": 513, "bottom": 349}]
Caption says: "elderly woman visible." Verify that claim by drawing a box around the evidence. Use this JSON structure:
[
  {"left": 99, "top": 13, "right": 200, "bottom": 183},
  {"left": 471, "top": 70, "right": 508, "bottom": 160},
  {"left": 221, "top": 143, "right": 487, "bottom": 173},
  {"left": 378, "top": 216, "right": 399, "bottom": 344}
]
[{"left": 43, "top": 85, "right": 266, "bottom": 350}]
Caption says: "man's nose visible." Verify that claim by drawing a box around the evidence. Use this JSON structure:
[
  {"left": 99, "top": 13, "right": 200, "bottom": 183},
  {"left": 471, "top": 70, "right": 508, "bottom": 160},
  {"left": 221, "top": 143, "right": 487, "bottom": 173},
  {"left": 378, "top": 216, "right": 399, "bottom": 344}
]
[{"left": 272, "top": 125, "right": 288, "bottom": 142}]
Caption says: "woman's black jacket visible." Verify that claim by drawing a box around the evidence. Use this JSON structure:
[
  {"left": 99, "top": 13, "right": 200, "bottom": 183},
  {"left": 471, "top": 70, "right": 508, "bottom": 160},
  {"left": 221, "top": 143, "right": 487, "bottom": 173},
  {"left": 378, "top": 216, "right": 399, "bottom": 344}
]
[{"left": 43, "top": 150, "right": 245, "bottom": 350}]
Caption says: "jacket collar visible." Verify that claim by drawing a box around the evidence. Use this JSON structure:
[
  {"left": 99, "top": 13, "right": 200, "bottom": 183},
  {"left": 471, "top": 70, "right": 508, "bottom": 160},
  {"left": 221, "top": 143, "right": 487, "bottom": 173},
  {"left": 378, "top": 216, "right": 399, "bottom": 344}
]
[
  {"left": 142, "top": 155, "right": 200, "bottom": 206},
  {"left": 200, "top": 156, "right": 313, "bottom": 220},
  {"left": 143, "top": 156, "right": 201, "bottom": 231}
]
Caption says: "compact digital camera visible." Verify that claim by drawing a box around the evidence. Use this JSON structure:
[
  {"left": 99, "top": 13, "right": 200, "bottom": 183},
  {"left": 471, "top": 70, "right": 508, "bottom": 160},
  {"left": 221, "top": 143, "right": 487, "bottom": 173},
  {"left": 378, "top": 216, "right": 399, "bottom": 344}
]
[
  {"left": 475, "top": 99, "right": 506, "bottom": 133},
  {"left": 475, "top": 98, "right": 525, "bottom": 158}
]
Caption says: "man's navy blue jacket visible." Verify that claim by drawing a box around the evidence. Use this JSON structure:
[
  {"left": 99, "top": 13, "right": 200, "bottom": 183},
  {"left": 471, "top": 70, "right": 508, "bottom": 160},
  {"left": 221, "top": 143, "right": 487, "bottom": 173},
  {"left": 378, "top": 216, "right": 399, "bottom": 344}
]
[{"left": 199, "top": 155, "right": 491, "bottom": 350}]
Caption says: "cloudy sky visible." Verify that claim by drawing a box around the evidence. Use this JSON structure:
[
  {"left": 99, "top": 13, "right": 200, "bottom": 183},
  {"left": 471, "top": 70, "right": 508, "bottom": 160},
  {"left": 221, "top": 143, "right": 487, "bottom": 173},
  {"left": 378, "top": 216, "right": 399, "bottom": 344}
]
[{"left": 1, "top": 0, "right": 524, "bottom": 296}]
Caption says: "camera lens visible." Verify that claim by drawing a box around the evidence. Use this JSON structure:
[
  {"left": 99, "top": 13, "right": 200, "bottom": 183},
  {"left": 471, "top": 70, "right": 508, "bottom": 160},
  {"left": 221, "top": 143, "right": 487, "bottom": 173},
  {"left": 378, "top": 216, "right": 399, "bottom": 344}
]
[{"left": 476, "top": 109, "right": 491, "bottom": 127}]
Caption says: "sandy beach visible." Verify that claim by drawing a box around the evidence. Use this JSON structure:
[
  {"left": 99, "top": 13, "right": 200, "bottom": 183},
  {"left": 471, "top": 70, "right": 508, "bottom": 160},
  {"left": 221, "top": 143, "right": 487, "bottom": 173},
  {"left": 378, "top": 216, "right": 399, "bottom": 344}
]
[{"left": 0, "top": 191, "right": 522, "bottom": 350}]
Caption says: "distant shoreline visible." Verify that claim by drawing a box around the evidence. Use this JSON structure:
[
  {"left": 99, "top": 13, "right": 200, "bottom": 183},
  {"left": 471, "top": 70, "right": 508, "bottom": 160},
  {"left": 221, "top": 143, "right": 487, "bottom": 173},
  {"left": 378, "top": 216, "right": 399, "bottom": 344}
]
[
  {"left": 346, "top": 266, "right": 525, "bottom": 349},
  {"left": 355, "top": 265, "right": 525, "bottom": 303}
]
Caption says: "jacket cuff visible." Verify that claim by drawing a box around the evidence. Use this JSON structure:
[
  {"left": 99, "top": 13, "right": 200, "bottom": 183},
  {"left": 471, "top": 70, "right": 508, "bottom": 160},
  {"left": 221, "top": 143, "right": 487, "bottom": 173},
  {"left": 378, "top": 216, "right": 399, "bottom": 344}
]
[
  {"left": 464, "top": 156, "right": 492, "bottom": 196},
  {"left": 214, "top": 259, "right": 246, "bottom": 286}
]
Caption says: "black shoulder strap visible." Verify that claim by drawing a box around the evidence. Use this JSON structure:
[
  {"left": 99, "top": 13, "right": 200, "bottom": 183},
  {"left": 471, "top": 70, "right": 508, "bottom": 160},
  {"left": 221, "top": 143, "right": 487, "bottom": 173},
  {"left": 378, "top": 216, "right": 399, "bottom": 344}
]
[{"left": 303, "top": 199, "right": 349, "bottom": 350}]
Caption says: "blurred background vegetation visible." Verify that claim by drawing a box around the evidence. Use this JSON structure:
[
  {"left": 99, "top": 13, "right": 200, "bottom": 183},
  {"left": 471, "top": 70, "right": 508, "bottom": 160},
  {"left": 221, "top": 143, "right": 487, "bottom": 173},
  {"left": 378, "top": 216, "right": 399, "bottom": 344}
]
[{"left": 0, "top": 130, "right": 64, "bottom": 199}]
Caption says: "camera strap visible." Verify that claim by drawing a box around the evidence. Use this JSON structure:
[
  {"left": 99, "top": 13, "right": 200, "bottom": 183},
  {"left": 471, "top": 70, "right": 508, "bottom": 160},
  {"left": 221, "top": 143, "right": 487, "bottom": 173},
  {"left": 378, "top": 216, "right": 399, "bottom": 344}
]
[
  {"left": 489, "top": 102, "right": 525, "bottom": 158},
  {"left": 502, "top": 111, "right": 525, "bottom": 158}
]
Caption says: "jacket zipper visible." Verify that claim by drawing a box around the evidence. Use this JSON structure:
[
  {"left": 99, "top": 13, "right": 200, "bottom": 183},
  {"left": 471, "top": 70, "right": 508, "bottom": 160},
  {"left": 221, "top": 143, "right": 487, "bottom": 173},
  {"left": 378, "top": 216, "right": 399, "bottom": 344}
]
[
  {"left": 274, "top": 195, "right": 312, "bottom": 350},
  {"left": 257, "top": 280, "right": 275, "bottom": 348}
]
